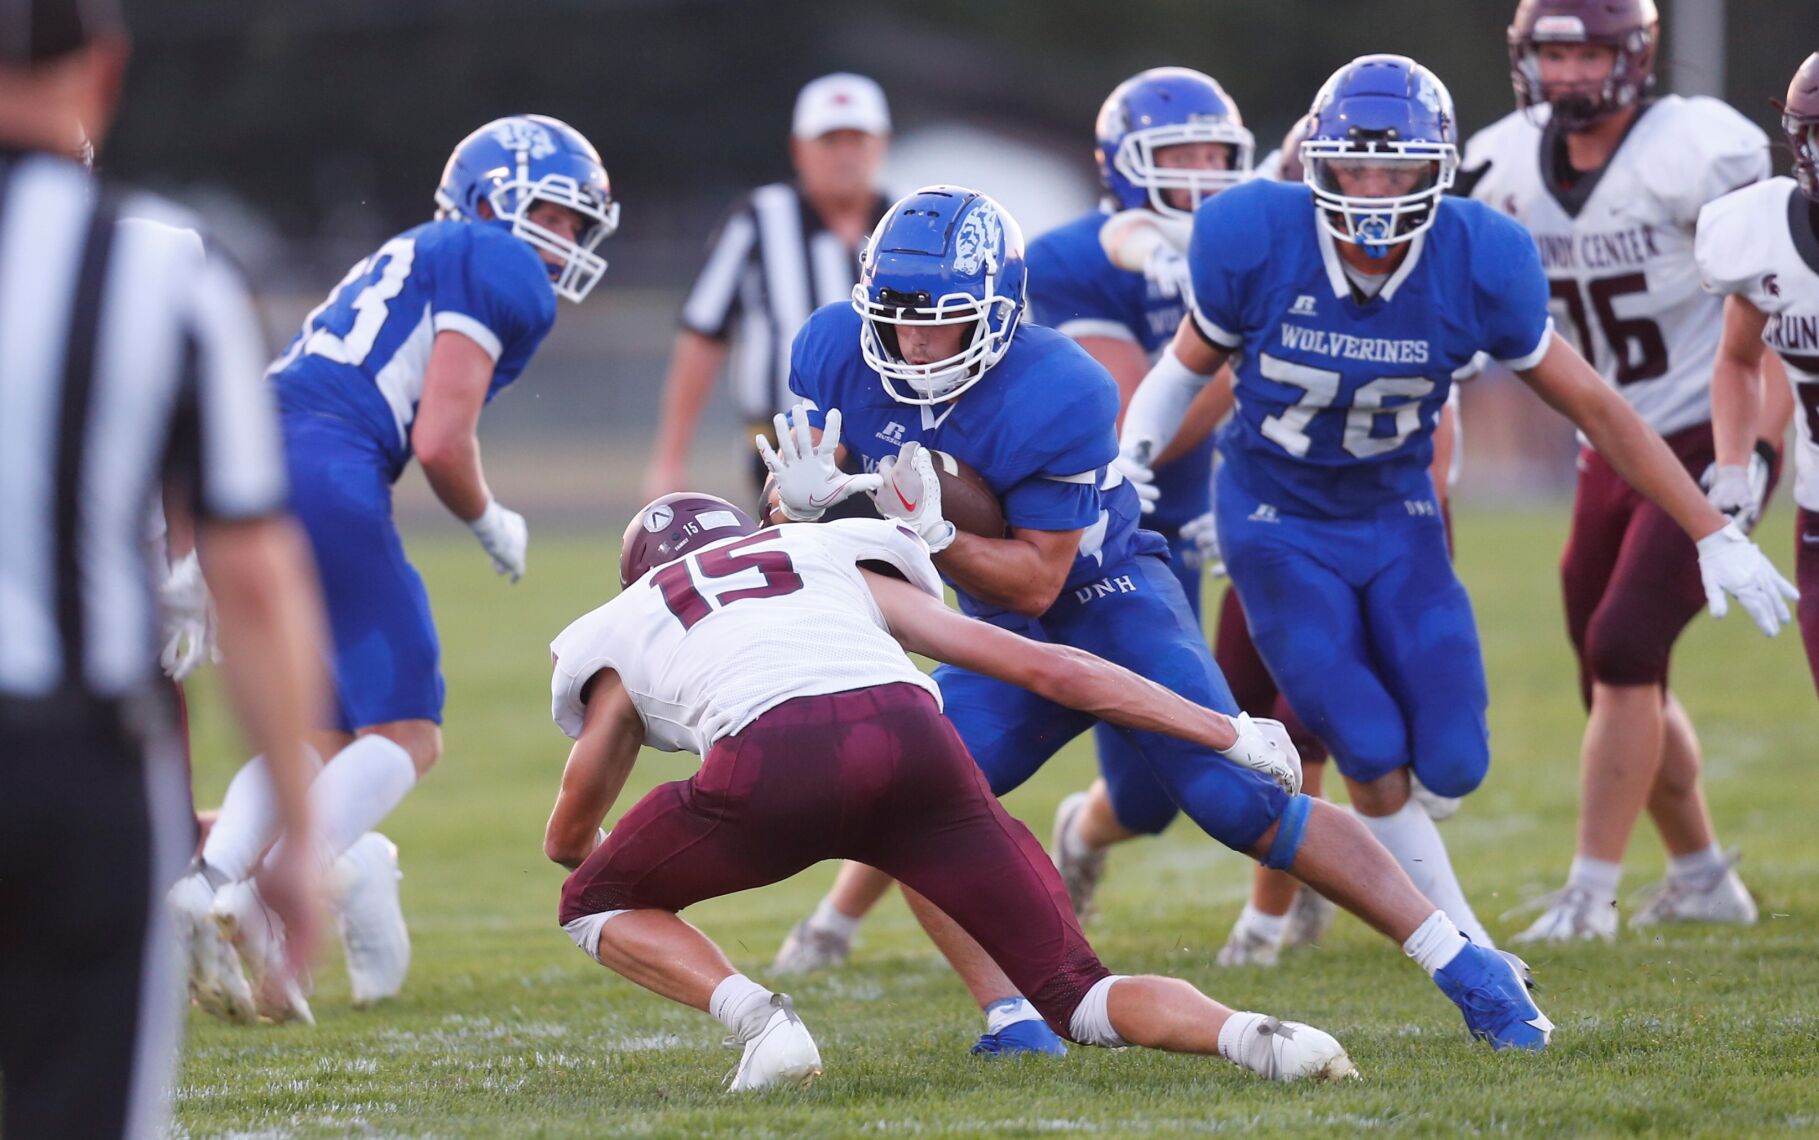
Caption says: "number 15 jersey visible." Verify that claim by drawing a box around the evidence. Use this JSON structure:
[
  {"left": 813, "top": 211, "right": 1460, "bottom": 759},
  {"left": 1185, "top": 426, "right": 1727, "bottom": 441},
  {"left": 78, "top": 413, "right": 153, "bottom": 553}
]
[
  {"left": 549, "top": 519, "right": 944, "bottom": 756},
  {"left": 1462, "top": 97, "right": 1769, "bottom": 437}
]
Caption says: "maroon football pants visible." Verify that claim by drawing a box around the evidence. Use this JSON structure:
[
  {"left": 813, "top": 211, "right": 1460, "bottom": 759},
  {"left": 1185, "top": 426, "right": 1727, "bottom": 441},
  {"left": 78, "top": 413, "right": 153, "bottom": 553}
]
[
  {"left": 559, "top": 683, "right": 1110, "bottom": 1039},
  {"left": 1799, "top": 509, "right": 1819, "bottom": 699}
]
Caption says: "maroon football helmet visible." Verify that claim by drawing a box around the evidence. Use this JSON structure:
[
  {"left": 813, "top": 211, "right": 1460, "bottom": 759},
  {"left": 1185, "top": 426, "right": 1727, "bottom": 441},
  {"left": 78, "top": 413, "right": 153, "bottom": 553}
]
[
  {"left": 619, "top": 492, "right": 758, "bottom": 587},
  {"left": 1778, "top": 52, "right": 1819, "bottom": 202},
  {"left": 1508, "top": 0, "right": 1659, "bottom": 131}
]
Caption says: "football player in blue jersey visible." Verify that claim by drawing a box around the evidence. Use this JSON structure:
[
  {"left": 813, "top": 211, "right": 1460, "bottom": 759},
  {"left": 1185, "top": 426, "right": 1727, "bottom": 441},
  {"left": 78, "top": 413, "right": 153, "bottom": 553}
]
[
  {"left": 1119, "top": 56, "right": 1794, "bottom": 966},
  {"left": 769, "top": 182, "right": 1559, "bottom": 1054},
  {"left": 172, "top": 115, "right": 619, "bottom": 1022}
]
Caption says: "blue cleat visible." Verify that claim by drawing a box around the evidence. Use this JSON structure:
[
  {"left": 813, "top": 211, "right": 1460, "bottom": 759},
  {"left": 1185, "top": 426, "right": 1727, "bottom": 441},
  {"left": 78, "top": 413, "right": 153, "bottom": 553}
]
[
  {"left": 971, "top": 1018, "right": 1068, "bottom": 1058},
  {"left": 1434, "top": 943, "right": 1553, "bottom": 1051}
]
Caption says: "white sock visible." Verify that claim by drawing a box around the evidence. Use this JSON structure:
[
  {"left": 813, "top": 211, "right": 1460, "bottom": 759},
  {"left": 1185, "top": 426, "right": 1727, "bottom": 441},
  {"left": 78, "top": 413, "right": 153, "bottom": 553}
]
[
  {"left": 1217, "top": 1011, "right": 1270, "bottom": 1067},
  {"left": 1403, "top": 909, "right": 1468, "bottom": 976},
  {"left": 200, "top": 749, "right": 323, "bottom": 882},
  {"left": 1667, "top": 843, "right": 1726, "bottom": 883},
  {"left": 1567, "top": 855, "right": 1623, "bottom": 902},
  {"left": 1358, "top": 799, "right": 1494, "bottom": 948},
  {"left": 266, "top": 736, "right": 416, "bottom": 875},
  {"left": 808, "top": 897, "right": 862, "bottom": 941},
  {"left": 709, "top": 974, "right": 776, "bottom": 1043},
  {"left": 1236, "top": 903, "right": 1288, "bottom": 946},
  {"left": 983, "top": 996, "right": 1041, "bottom": 1033}
]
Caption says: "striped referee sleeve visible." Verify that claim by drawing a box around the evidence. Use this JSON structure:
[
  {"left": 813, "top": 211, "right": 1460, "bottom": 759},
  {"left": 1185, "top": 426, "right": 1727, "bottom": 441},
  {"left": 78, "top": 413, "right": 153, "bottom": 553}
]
[{"left": 679, "top": 203, "right": 757, "bottom": 338}]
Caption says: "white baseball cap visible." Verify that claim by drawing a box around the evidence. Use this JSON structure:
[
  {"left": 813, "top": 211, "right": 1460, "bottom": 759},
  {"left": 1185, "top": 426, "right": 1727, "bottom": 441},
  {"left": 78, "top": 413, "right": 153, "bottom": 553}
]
[{"left": 792, "top": 73, "right": 892, "bottom": 140}]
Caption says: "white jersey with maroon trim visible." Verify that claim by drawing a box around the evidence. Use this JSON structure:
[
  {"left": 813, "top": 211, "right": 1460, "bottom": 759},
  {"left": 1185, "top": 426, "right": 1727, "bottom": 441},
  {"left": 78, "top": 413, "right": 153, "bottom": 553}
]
[
  {"left": 1461, "top": 97, "right": 1771, "bottom": 439},
  {"left": 1697, "top": 177, "right": 1819, "bottom": 512},
  {"left": 550, "top": 518, "right": 945, "bottom": 754}
]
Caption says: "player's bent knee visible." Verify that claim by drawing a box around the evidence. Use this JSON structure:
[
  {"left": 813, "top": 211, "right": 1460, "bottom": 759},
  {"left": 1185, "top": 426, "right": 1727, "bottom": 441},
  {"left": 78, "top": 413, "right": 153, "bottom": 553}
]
[
  {"left": 1412, "top": 737, "right": 1490, "bottom": 800},
  {"left": 561, "top": 909, "right": 630, "bottom": 963},
  {"left": 361, "top": 720, "right": 443, "bottom": 775},
  {"left": 1066, "top": 975, "right": 1130, "bottom": 1048}
]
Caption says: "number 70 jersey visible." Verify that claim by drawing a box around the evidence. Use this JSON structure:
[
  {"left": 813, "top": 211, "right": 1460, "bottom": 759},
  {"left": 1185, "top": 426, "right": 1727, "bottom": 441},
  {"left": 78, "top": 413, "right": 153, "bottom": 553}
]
[
  {"left": 549, "top": 519, "right": 944, "bottom": 756},
  {"left": 1462, "top": 96, "right": 1770, "bottom": 437},
  {"left": 269, "top": 219, "right": 556, "bottom": 480}
]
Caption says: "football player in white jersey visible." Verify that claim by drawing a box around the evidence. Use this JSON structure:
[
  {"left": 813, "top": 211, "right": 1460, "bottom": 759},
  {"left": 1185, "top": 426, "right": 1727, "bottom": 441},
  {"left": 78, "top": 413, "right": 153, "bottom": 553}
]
[
  {"left": 1698, "top": 52, "right": 1819, "bottom": 697},
  {"left": 545, "top": 494, "right": 1370, "bottom": 1089},
  {"left": 1462, "top": 0, "right": 1794, "bottom": 941}
]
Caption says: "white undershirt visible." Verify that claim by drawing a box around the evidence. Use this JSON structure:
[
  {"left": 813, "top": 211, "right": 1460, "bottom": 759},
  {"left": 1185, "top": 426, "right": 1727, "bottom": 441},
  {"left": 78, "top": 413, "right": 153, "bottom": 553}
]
[{"left": 1340, "top": 257, "right": 1390, "bottom": 299}]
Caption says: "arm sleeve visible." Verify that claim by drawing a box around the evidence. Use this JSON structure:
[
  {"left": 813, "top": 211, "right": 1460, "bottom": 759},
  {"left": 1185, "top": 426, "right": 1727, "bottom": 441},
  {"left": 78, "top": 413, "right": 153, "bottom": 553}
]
[
  {"left": 1665, "top": 101, "right": 1771, "bottom": 227},
  {"left": 824, "top": 518, "right": 945, "bottom": 599},
  {"left": 1185, "top": 190, "right": 1261, "bottom": 349},
  {"left": 549, "top": 613, "right": 620, "bottom": 740},
  {"left": 175, "top": 246, "right": 288, "bottom": 521},
  {"left": 1026, "top": 234, "right": 1139, "bottom": 344},
  {"left": 785, "top": 310, "right": 832, "bottom": 430},
  {"left": 1001, "top": 362, "right": 1118, "bottom": 532},
  {"left": 1473, "top": 211, "right": 1555, "bottom": 370},
  {"left": 1693, "top": 189, "right": 1781, "bottom": 313},
  {"left": 679, "top": 199, "right": 758, "bottom": 338},
  {"left": 429, "top": 229, "right": 556, "bottom": 370}
]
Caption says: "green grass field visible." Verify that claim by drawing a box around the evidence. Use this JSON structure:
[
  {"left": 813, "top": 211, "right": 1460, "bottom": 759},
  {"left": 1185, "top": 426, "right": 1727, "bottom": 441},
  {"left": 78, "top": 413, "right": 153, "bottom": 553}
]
[{"left": 176, "top": 506, "right": 1819, "bottom": 1138}]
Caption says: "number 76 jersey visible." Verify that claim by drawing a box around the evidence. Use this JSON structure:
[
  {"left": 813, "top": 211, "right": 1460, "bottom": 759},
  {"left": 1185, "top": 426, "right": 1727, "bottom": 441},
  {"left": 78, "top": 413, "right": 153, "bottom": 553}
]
[
  {"left": 1462, "top": 97, "right": 1769, "bottom": 437},
  {"left": 269, "top": 219, "right": 556, "bottom": 480}
]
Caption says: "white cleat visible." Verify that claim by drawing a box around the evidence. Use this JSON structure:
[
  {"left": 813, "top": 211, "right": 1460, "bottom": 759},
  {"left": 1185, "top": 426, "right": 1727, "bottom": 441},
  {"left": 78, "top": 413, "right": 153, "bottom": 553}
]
[
  {"left": 1506, "top": 884, "right": 1618, "bottom": 944},
  {"left": 331, "top": 833, "right": 411, "bottom": 1007},
  {"left": 771, "top": 919, "right": 851, "bottom": 976},
  {"left": 1629, "top": 852, "right": 1758, "bottom": 930},
  {"left": 169, "top": 869, "right": 257, "bottom": 1023},
  {"left": 1230, "top": 1017, "right": 1358, "bottom": 1082},
  {"left": 725, "top": 993, "right": 823, "bottom": 1091},
  {"left": 1217, "top": 921, "right": 1282, "bottom": 968},
  {"left": 1050, "top": 792, "right": 1107, "bottom": 921},
  {"left": 1410, "top": 775, "right": 1461, "bottom": 822},
  {"left": 1283, "top": 886, "right": 1337, "bottom": 948},
  {"left": 212, "top": 880, "right": 314, "bottom": 1026}
]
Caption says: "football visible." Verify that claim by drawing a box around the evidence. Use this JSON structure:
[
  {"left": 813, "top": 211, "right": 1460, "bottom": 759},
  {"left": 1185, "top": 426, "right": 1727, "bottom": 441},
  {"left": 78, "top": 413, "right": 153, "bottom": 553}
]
[{"left": 886, "top": 442, "right": 1006, "bottom": 538}]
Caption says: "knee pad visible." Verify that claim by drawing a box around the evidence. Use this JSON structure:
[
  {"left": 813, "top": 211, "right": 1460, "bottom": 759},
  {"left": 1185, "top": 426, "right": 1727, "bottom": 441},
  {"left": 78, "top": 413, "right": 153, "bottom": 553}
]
[
  {"left": 1261, "top": 794, "right": 1315, "bottom": 871},
  {"left": 1066, "top": 975, "right": 1130, "bottom": 1048},
  {"left": 561, "top": 909, "right": 629, "bottom": 962}
]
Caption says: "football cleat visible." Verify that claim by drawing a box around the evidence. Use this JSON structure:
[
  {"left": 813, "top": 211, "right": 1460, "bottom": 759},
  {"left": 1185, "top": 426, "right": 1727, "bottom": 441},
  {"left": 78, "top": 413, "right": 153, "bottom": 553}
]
[
  {"left": 331, "top": 833, "right": 412, "bottom": 1007},
  {"left": 1283, "top": 886, "right": 1337, "bottom": 948},
  {"left": 771, "top": 918, "right": 852, "bottom": 976},
  {"left": 1227, "top": 1017, "right": 1358, "bottom": 1081},
  {"left": 1216, "top": 920, "right": 1283, "bottom": 967},
  {"left": 1410, "top": 775, "right": 1461, "bottom": 822},
  {"left": 725, "top": 993, "right": 823, "bottom": 1091},
  {"left": 1628, "top": 850, "right": 1758, "bottom": 929},
  {"left": 212, "top": 879, "right": 314, "bottom": 1026},
  {"left": 1050, "top": 792, "right": 1108, "bottom": 921},
  {"left": 169, "top": 869, "right": 257, "bottom": 1023},
  {"left": 1507, "top": 884, "right": 1618, "bottom": 944},
  {"left": 1434, "top": 943, "right": 1553, "bottom": 1051},
  {"left": 971, "top": 1017, "right": 1068, "bottom": 1058}
]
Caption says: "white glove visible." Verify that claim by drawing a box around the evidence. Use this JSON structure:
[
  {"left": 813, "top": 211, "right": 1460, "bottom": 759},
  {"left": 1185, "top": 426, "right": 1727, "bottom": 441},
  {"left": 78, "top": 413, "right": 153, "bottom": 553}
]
[
  {"left": 872, "top": 442, "right": 957, "bottom": 553},
  {"left": 1098, "top": 208, "right": 1193, "bottom": 272},
  {"left": 469, "top": 498, "right": 528, "bottom": 583},
  {"left": 1218, "top": 712, "right": 1302, "bottom": 796},
  {"left": 1700, "top": 444, "right": 1772, "bottom": 534},
  {"left": 158, "top": 550, "right": 214, "bottom": 682},
  {"left": 1697, "top": 521, "right": 1798, "bottom": 637},
  {"left": 755, "top": 404, "right": 882, "bottom": 522},
  {"left": 1178, "top": 510, "right": 1226, "bottom": 578},
  {"left": 1113, "top": 453, "right": 1160, "bottom": 515}
]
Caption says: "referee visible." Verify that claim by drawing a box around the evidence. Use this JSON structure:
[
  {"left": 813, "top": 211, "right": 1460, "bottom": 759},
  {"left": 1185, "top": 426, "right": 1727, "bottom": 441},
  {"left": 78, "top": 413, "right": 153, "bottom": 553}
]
[
  {"left": 0, "top": 4, "right": 326, "bottom": 1137},
  {"left": 644, "top": 73, "right": 892, "bottom": 503}
]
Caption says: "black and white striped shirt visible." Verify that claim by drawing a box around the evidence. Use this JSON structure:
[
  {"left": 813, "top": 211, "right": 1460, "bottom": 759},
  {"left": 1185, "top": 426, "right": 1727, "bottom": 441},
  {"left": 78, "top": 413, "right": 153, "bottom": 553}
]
[
  {"left": 680, "top": 181, "right": 885, "bottom": 421},
  {"left": 0, "top": 151, "right": 286, "bottom": 702}
]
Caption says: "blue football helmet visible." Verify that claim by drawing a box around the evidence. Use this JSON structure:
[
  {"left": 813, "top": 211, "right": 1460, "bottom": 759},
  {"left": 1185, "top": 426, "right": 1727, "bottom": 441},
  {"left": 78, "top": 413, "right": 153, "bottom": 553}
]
[
  {"left": 434, "top": 114, "right": 620, "bottom": 303},
  {"left": 852, "top": 185, "right": 1026, "bottom": 405},
  {"left": 1095, "top": 67, "right": 1254, "bottom": 220},
  {"left": 1300, "top": 55, "right": 1459, "bottom": 256}
]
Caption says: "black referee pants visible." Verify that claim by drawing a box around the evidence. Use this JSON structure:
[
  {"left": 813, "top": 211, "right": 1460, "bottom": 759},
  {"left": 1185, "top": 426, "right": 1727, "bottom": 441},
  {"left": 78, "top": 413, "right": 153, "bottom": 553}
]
[{"left": 0, "top": 702, "right": 189, "bottom": 1140}]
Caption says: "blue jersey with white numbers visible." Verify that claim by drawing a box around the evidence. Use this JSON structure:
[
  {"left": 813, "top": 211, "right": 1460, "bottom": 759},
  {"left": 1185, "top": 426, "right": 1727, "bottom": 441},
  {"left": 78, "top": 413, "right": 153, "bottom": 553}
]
[
  {"left": 1189, "top": 180, "right": 1550, "bottom": 518},
  {"left": 270, "top": 220, "right": 557, "bottom": 480},
  {"left": 1027, "top": 209, "right": 1212, "bottom": 530},
  {"left": 788, "top": 303, "right": 1161, "bottom": 620}
]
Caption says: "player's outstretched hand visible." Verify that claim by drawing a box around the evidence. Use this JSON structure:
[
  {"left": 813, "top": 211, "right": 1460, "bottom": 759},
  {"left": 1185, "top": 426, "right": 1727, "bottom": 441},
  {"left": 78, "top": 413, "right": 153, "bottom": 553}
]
[
  {"left": 1697, "top": 522, "right": 1797, "bottom": 637},
  {"left": 1113, "top": 453, "right": 1160, "bottom": 515},
  {"left": 1218, "top": 712, "right": 1303, "bottom": 795},
  {"left": 159, "top": 549, "right": 215, "bottom": 681},
  {"left": 1700, "top": 447, "right": 1771, "bottom": 533},
  {"left": 469, "top": 498, "right": 528, "bottom": 583},
  {"left": 1098, "top": 208, "right": 1193, "bottom": 273},
  {"left": 756, "top": 404, "right": 881, "bottom": 522},
  {"left": 1178, "top": 510, "right": 1225, "bottom": 578},
  {"left": 873, "top": 442, "right": 957, "bottom": 553}
]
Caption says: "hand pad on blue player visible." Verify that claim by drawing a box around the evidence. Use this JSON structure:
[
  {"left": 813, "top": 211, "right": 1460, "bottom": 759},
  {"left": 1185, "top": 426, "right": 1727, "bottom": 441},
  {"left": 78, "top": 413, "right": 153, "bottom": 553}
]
[{"left": 873, "top": 442, "right": 957, "bottom": 553}]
